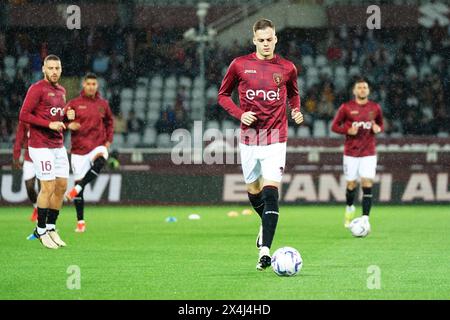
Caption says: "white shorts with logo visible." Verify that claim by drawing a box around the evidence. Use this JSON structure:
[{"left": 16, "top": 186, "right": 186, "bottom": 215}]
[
  {"left": 29, "top": 147, "right": 70, "bottom": 181},
  {"left": 239, "top": 142, "right": 286, "bottom": 184},
  {"left": 22, "top": 160, "right": 36, "bottom": 181},
  {"left": 343, "top": 155, "right": 377, "bottom": 181},
  {"left": 71, "top": 146, "right": 109, "bottom": 181}
]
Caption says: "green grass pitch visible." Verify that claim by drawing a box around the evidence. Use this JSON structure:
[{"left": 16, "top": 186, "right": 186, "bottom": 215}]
[{"left": 0, "top": 205, "right": 449, "bottom": 300}]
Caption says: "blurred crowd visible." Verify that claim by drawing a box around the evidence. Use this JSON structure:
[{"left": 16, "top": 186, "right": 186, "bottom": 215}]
[{"left": 1, "top": 23, "right": 449, "bottom": 145}]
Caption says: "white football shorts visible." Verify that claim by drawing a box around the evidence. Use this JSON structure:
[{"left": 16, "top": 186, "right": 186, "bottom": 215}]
[
  {"left": 343, "top": 155, "right": 377, "bottom": 181},
  {"left": 71, "top": 145, "right": 109, "bottom": 181},
  {"left": 29, "top": 147, "right": 70, "bottom": 181},
  {"left": 239, "top": 142, "right": 286, "bottom": 184}
]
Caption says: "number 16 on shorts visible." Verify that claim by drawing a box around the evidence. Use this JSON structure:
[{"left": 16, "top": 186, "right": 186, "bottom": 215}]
[{"left": 29, "top": 147, "right": 70, "bottom": 181}]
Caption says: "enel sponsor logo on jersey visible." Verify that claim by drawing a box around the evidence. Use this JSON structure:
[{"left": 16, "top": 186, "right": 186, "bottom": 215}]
[
  {"left": 245, "top": 89, "right": 280, "bottom": 101},
  {"left": 352, "top": 121, "right": 372, "bottom": 130},
  {"left": 50, "top": 107, "right": 65, "bottom": 116}
]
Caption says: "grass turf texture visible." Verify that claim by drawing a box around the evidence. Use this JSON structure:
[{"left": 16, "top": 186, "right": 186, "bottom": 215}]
[{"left": 0, "top": 205, "right": 449, "bottom": 300}]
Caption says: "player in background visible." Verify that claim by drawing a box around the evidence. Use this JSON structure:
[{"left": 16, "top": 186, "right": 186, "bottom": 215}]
[
  {"left": 331, "top": 79, "right": 384, "bottom": 231},
  {"left": 13, "top": 121, "right": 40, "bottom": 222},
  {"left": 64, "top": 73, "right": 114, "bottom": 233},
  {"left": 19, "top": 54, "right": 76, "bottom": 249},
  {"left": 218, "top": 19, "right": 303, "bottom": 271}
]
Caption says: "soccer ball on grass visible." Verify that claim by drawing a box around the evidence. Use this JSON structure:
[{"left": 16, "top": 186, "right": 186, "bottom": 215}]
[{"left": 271, "top": 247, "right": 303, "bottom": 277}]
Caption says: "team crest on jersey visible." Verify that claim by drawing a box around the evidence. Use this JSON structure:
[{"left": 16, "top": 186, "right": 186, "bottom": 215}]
[
  {"left": 273, "top": 73, "right": 283, "bottom": 86},
  {"left": 98, "top": 106, "right": 105, "bottom": 114}
]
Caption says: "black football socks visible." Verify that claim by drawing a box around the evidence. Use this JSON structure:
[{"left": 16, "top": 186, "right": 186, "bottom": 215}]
[
  {"left": 36, "top": 207, "right": 48, "bottom": 235},
  {"left": 74, "top": 189, "right": 85, "bottom": 221},
  {"left": 46, "top": 209, "right": 59, "bottom": 230},
  {"left": 78, "top": 157, "right": 107, "bottom": 189},
  {"left": 346, "top": 188, "right": 356, "bottom": 207},
  {"left": 261, "top": 186, "right": 279, "bottom": 249},
  {"left": 362, "top": 187, "right": 373, "bottom": 216},
  {"left": 248, "top": 191, "right": 264, "bottom": 219}
]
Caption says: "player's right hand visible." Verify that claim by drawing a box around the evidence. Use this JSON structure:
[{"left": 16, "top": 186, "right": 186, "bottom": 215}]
[
  {"left": 67, "top": 122, "right": 81, "bottom": 131},
  {"left": 49, "top": 121, "right": 66, "bottom": 132},
  {"left": 347, "top": 126, "right": 359, "bottom": 136},
  {"left": 240, "top": 111, "right": 257, "bottom": 126}
]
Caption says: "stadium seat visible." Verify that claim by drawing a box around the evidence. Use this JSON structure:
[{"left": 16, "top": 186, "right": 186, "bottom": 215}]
[
  {"left": 348, "top": 65, "right": 360, "bottom": 77},
  {"left": 148, "top": 101, "right": 161, "bottom": 111},
  {"left": 135, "top": 87, "right": 147, "bottom": 101},
  {"left": 156, "top": 133, "right": 172, "bottom": 148},
  {"left": 16, "top": 56, "right": 29, "bottom": 70},
  {"left": 113, "top": 133, "right": 125, "bottom": 147},
  {"left": 4, "top": 67, "right": 16, "bottom": 78},
  {"left": 288, "top": 127, "right": 296, "bottom": 138},
  {"left": 165, "top": 75, "right": 177, "bottom": 89},
  {"left": 206, "top": 86, "right": 218, "bottom": 100},
  {"left": 320, "top": 66, "right": 333, "bottom": 79},
  {"left": 334, "top": 76, "right": 347, "bottom": 91},
  {"left": 3, "top": 56, "right": 15, "bottom": 69},
  {"left": 297, "top": 126, "right": 311, "bottom": 138},
  {"left": 301, "top": 55, "right": 314, "bottom": 68},
  {"left": 143, "top": 127, "right": 157, "bottom": 145},
  {"left": 419, "top": 64, "right": 432, "bottom": 80},
  {"left": 206, "top": 120, "right": 220, "bottom": 129},
  {"left": 137, "top": 77, "right": 149, "bottom": 87},
  {"left": 405, "top": 65, "right": 418, "bottom": 80},
  {"left": 313, "top": 120, "right": 327, "bottom": 138},
  {"left": 193, "top": 76, "right": 205, "bottom": 89},
  {"left": 163, "top": 87, "right": 177, "bottom": 101},
  {"left": 334, "top": 65, "right": 347, "bottom": 79},
  {"left": 151, "top": 75, "right": 163, "bottom": 88},
  {"left": 149, "top": 87, "right": 162, "bottom": 100},
  {"left": 179, "top": 76, "right": 192, "bottom": 88},
  {"left": 146, "top": 110, "right": 159, "bottom": 125},
  {"left": 127, "top": 133, "right": 141, "bottom": 146},
  {"left": 120, "top": 88, "right": 134, "bottom": 100},
  {"left": 133, "top": 100, "right": 146, "bottom": 112},
  {"left": 315, "top": 55, "right": 327, "bottom": 68}
]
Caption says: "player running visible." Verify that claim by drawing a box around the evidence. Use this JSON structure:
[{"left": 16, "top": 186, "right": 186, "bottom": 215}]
[
  {"left": 331, "top": 78, "right": 384, "bottom": 231},
  {"left": 19, "top": 54, "right": 75, "bottom": 249},
  {"left": 218, "top": 19, "right": 303, "bottom": 271},
  {"left": 64, "top": 73, "right": 114, "bottom": 233},
  {"left": 13, "top": 121, "right": 40, "bottom": 222}
]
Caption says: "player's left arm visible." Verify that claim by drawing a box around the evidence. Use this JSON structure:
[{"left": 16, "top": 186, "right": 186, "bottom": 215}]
[
  {"left": 103, "top": 101, "right": 114, "bottom": 148},
  {"left": 372, "top": 104, "right": 384, "bottom": 134},
  {"left": 286, "top": 64, "right": 303, "bottom": 125}
]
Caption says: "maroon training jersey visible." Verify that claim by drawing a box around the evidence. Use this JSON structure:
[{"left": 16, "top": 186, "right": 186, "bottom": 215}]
[
  {"left": 218, "top": 53, "right": 300, "bottom": 145},
  {"left": 13, "top": 121, "right": 31, "bottom": 162},
  {"left": 67, "top": 90, "right": 114, "bottom": 155},
  {"left": 331, "top": 100, "right": 384, "bottom": 157},
  {"left": 19, "top": 79, "right": 67, "bottom": 149}
]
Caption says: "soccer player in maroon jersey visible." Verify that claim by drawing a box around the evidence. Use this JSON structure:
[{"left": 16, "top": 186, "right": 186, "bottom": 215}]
[
  {"left": 331, "top": 79, "right": 384, "bottom": 232},
  {"left": 13, "top": 121, "right": 39, "bottom": 222},
  {"left": 19, "top": 54, "right": 76, "bottom": 249},
  {"left": 64, "top": 73, "right": 114, "bottom": 233},
  {"left": 218, "top": 19, "right": 304, "bottom": 271}
]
